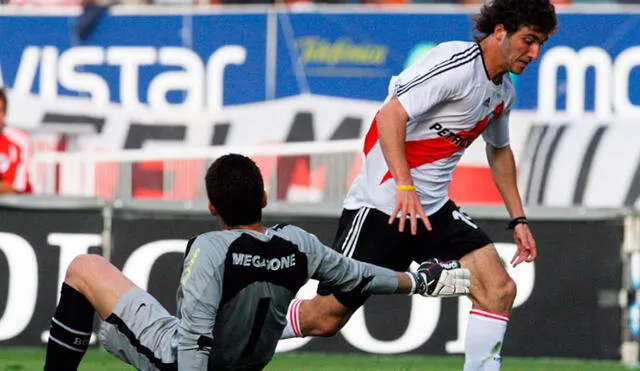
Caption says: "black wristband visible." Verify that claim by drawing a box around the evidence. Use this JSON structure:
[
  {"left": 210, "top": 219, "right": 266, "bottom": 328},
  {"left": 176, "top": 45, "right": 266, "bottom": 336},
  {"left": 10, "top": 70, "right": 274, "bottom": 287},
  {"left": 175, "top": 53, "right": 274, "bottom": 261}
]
[{"left": 507, "top": 216, "right": 528, "bottom": 230}]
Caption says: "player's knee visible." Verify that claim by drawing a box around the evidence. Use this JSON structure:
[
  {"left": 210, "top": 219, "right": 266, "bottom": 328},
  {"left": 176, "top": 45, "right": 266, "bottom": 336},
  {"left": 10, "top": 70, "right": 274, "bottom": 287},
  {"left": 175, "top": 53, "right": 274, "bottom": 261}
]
[
  {"left": 474, "top": 274, "right": 516, "bottom": 312},
  {"left": 491, "top": 275, "right": 517, "bottom": 309},
  {"left": 501, "top": 276, "right": 517, "bottom": 303},
  {"left": 65, "top": 254, "right": 107, "bottom": 285}
]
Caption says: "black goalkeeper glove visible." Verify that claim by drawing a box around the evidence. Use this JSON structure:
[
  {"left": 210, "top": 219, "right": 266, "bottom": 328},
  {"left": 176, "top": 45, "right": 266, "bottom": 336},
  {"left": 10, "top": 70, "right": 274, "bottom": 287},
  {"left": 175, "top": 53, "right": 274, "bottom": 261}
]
[{"left": 410, "top": 258, "right": 471, "bottom": 297}]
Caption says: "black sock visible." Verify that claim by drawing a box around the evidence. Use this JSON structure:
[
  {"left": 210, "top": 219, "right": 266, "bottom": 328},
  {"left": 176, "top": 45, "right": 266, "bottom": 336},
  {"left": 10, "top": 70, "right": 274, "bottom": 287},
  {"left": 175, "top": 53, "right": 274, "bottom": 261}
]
[{"left": 44, "top": 283, "right": 95, "bottom": 371}]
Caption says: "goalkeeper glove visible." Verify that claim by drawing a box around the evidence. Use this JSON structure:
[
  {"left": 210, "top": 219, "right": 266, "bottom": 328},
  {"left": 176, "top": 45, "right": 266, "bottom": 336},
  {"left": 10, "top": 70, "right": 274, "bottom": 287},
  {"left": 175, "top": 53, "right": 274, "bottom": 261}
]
[{"left": 410, "top": 258, "right": 471, "bottom": 297}]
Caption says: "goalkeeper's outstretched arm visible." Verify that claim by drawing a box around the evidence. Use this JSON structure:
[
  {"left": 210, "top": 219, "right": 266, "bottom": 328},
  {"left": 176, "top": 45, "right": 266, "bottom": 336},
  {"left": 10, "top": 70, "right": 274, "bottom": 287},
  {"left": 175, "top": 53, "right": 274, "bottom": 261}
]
[{"left": 308, "top": 234, "right": 471, "bottom": 298}]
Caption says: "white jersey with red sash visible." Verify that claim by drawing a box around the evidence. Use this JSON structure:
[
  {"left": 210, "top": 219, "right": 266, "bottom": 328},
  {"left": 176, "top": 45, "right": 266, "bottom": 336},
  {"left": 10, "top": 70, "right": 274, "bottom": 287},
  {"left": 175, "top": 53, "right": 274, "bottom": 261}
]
[{"left": 344, "top": 41, "right": 514, "bottom": 216}]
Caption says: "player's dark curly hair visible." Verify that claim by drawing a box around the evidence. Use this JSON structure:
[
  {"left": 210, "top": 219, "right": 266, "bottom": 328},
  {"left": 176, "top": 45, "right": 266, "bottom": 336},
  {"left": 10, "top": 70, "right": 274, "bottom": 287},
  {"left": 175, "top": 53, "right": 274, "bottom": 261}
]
[
  {"left": 205, "top": 153, "right": 264, "bottom": 227},
  {"left": 472, "top": 0, "right": 558, "bottom": 41}
]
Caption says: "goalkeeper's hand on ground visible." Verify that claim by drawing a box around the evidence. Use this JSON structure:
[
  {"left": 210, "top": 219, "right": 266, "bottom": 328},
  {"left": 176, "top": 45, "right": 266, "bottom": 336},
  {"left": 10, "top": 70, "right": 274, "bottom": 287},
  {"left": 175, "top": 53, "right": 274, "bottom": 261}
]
[{"left": 410, "top": 258, "right": 471, "bottom": 297}]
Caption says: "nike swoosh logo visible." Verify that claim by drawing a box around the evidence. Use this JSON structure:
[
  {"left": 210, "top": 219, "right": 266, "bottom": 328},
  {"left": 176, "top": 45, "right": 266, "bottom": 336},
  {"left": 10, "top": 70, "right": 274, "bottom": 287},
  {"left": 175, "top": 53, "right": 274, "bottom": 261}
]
[{"left": 135, "top": 303, "right": 146, "bottom": 315}]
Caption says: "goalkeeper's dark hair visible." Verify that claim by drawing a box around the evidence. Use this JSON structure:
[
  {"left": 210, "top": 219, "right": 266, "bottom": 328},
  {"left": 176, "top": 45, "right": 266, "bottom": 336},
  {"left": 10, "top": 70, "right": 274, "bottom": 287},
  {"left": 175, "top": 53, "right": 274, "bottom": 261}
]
[
  {"left": 205, "top": 153, "right": 264, "bottom": 227},
  {"left": 472, "top": 0, "right": 558, "bottom": 41}
]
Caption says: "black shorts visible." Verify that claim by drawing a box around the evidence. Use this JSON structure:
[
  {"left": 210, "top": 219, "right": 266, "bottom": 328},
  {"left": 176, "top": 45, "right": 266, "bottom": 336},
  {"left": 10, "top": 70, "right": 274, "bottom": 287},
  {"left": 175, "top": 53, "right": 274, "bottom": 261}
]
[{"left": 317, "top": 200, "right": 493, "bottom": 309}]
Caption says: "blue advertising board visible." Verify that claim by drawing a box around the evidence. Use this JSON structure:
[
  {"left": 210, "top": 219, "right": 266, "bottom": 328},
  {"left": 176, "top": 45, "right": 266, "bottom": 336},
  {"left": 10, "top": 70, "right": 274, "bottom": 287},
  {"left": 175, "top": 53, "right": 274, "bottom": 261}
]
[
  {"left": 274, "top": 12, "right": 476, "bottom": 102},
  {"left": 0, "top": 12, "right": 269, "bottom": 109},
  {"left": 0, "top": 8, "right": 639, "bottom": 115}
]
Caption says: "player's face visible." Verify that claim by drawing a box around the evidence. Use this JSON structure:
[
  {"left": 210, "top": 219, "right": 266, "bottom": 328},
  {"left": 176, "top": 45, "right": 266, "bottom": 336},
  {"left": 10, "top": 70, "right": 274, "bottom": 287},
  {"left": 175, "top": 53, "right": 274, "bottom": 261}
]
[
  {"left": 0, "top": 99, "right": 5, "bottom": 133},
  {"left": 502, "top": 26, "right": 549, "bottom": 75}
]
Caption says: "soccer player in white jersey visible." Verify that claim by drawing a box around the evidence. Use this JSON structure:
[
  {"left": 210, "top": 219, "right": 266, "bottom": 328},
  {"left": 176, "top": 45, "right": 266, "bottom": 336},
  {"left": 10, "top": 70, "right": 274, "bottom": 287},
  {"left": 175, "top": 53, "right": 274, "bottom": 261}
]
[
  {"left": 42, "top": 153, "right": 470, "bottom": 371},
  {"left": 280, "top": 1, "right": 558, "bottom": 370}
]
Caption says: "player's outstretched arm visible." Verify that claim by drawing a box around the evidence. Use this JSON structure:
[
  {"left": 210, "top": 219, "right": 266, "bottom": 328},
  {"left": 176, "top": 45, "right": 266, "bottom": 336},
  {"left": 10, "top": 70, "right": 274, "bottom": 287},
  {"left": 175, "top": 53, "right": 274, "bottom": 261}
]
[{"left": 408, "top": 258, "right": 471, "bottom": 297}]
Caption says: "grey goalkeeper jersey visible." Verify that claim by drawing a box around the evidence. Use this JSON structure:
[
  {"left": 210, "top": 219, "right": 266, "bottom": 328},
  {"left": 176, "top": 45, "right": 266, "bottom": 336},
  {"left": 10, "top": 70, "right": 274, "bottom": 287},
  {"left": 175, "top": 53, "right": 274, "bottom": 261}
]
[{"left": 175, "top": 224, "right": 399, "bottom": 370}]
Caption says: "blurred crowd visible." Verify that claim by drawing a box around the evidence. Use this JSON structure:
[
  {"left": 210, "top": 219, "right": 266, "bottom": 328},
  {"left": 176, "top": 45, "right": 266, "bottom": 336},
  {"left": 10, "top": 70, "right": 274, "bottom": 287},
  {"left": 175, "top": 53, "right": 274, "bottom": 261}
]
[
  {"left": 3, "top": 0, "right": 640, "bottom": 6},
  {"left": 213, "top": 0, "right": 638, "bottom": 3}
]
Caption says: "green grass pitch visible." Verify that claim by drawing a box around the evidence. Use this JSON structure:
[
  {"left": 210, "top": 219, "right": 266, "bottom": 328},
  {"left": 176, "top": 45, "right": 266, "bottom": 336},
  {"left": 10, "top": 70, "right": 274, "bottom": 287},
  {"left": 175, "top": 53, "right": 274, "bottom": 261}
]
[{"left": 0, "top": 347, "right": 629, "bottom": 370}]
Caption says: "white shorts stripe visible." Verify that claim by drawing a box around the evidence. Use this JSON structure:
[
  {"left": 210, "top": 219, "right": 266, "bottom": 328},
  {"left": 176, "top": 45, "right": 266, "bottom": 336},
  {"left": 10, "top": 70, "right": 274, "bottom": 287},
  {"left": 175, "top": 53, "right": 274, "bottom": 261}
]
[
  {"left": 339, "top": 207, "right": 366, "bottom": 253},
  {"left": 343, "top": 208, "right": 370, "bottom": 259}
]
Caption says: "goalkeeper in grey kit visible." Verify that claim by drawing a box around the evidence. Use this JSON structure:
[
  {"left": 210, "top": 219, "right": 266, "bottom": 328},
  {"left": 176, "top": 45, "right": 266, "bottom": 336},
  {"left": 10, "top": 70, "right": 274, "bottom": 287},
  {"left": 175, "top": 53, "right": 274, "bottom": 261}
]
[{"left": 43, "top": 153, "right": 470, "bottom": 371}]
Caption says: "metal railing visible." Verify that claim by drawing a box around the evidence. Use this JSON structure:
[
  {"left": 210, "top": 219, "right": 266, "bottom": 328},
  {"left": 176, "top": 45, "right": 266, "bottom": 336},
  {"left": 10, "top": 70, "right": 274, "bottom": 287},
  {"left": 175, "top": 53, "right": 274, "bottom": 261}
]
[{"left": 30, "top": 139, "right": 363, "bottom": 206}]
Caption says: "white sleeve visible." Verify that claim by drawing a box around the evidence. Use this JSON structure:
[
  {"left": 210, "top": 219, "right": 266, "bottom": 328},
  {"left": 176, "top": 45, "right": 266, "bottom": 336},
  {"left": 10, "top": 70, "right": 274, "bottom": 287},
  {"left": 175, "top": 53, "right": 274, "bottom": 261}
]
[
  {"left": 394, "top": 71, "right": 460, "bottom": 120},
  {"left": 482, "top": 109, "right": 511, "bottom": 148},
  {"left": 483, "top": 75, "right": 516, "bottom": 148},
  {"left": 482, "top": 81, "right": 515, "bottom": 149}
]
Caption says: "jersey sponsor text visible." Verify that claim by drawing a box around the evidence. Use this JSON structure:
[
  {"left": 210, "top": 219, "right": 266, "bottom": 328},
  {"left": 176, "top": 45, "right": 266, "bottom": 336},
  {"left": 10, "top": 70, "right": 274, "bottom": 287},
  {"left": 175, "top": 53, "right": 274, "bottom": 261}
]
[
  {"left": 429, "top": 123, "right": 473, "bottom": 148},
  {"left": 231, "top": 252, "right": 297, "bottom": 271}
]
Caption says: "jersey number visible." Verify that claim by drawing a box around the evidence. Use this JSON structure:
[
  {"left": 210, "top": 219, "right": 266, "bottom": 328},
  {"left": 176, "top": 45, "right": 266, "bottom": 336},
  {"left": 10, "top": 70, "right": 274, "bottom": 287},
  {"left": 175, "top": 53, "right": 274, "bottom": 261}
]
[
  {"left": 241, "top": 297, "right": 271, "bottom": 357},
  {"left": 452, "top": 210, "right": 478, "bottom": 229}
]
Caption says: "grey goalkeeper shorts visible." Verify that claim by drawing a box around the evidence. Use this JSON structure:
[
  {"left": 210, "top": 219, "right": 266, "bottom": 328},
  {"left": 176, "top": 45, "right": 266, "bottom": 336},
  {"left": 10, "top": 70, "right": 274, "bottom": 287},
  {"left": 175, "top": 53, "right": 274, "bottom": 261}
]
[{"left": 99, "top": 287, "right": 178, "bottom": 371}]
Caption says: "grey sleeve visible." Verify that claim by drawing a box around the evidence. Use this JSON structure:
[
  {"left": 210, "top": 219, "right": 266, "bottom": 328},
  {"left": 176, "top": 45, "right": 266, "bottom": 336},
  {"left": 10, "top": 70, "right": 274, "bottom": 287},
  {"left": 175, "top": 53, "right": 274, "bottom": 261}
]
[
  {"left": 299, "top": 229, "right": 399, "bottom": 294},
  {"left": 177, "top": 235, "right": 225, "bottom": 370}
]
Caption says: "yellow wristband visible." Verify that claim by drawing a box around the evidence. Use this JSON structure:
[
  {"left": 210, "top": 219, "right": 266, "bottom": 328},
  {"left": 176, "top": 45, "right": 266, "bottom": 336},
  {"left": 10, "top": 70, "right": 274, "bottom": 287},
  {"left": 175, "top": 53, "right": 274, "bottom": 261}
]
[{"left": 396, "top": 185, "right": 416, "bottom": 191}]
